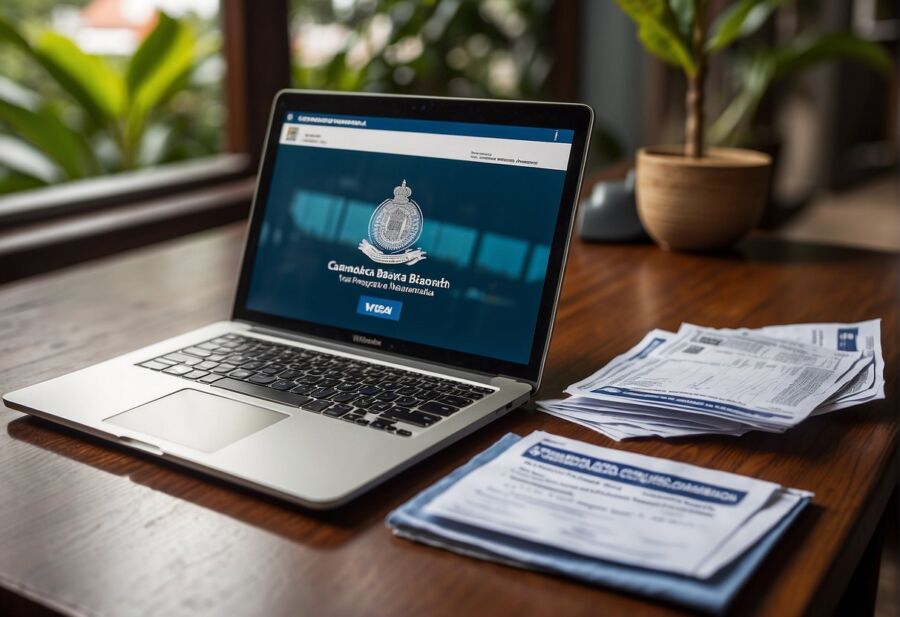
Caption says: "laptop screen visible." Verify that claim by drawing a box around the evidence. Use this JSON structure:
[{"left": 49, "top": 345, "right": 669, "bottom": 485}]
[{"left": 244, "top": 110, "right": 574, "bottom": 366}]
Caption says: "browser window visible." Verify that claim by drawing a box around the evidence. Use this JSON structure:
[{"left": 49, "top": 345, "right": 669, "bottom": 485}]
[{"left": 245, "top": 112, "right": 574, "bottom": 364}]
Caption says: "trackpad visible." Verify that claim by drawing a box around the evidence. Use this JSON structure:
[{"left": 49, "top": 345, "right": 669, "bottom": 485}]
[{"left": 105, "top": 389, "right": 288, "bottom": 453}]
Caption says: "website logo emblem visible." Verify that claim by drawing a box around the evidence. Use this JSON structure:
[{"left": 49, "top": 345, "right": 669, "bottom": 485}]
[{"left": 359, "top": 179, "right": 427, "bottom": 265}]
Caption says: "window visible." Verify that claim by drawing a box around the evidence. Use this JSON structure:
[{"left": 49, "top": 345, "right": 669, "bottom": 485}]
[
  {"left": 0, "top": 0, "right": 229, "bottom": 197},
  {"left": 0, "top": 0, "right": 578, "bottom": 283}
]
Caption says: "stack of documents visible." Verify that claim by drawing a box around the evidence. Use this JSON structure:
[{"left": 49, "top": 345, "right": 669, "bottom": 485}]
[
  {"left": 537, "top": 320, "right": 884, "bottom": 440},
  {"left": 388, "top": 431, "right": 812, "bottom": 614}
]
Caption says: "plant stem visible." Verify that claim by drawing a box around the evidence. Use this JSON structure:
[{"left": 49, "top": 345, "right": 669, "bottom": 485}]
[{"left": 686, "top": 0, "right": 708, "bottom": 158}]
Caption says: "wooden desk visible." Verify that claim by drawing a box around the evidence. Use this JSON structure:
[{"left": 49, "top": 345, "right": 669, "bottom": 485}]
[{"left": 0, "top": 224, "right": 896, "bottom": 617}]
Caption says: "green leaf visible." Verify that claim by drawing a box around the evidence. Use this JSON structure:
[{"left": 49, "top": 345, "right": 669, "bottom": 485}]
[
  {"left": 0, "top": 17, "right": 32, "bottom": 53},
  {"left": 709, "top": 52, "right": 776, "bottom": 145},
  {"left": 615, "top": 0, "right": 695, "bottom": 74},
  {"left": 0, "top": 97, "right": 94, "bottom": 180},
  {"left": 122, "top": 14, "right": 197, "bottom": 168},
  {"left": 707, "top": 0, "right": 787, "bottom": 53},
  {"left": 0, "top": 170, "right": 46, "bottom": 195},
  {"left": 668, "top": 0, "right": 694, "bottom": 39},
  {"left": 125, "top": 15, "right": 196, "bottom": 140},
  {"left": 127, "top": 13, "right": 180, "bottom": 93},
  {"left": 32, "top": 32, "right": 125, "bottom": 125},
  {"left": 0, "top": 19, "right": 123, "bottom": 127},
  {"left": 637, "top": 18, "right": 696, "bottom": 72},
  {"left": 772, "top": 32, "right": 892, "bottom": 79},
  {"left": 0, "top": 135, "right": 63, "bottom": 183},
  {"left": 709, "top": 33, "right": 891, "bottom": 145},
  {"left": 126, "top": 13, "right": 192, "bottom": 104}
]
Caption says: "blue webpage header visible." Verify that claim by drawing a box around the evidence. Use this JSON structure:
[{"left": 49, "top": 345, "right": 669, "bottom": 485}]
[{"left": 284, "top": 111, "right": 575, "bottom": 144}]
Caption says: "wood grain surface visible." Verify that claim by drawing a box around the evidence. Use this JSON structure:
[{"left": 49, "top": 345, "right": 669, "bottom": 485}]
[{"left": 0, "top": 223, "right": 896, "bottom": 617}]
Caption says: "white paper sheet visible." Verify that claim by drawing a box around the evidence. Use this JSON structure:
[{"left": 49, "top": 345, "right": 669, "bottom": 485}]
[
  {"left": 424, "top": 431, "right": 799, "bottom": 578},
  {"left": 539, "top": 320, "right": 883, "bottom": 440}
]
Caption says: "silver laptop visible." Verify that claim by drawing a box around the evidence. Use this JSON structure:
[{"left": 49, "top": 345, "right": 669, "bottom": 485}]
[{"left": 3, "top": 91, "right": 593, "bottom": 508}]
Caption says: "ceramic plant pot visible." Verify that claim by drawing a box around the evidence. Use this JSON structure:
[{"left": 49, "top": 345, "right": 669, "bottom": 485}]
[{"left": 636, "top": 146, "right": 772, "bottom": 251}]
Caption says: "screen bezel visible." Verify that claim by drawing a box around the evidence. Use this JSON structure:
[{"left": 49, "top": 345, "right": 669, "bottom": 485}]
[{"left": 232, "top": 90, "right": 592, "bottom": 384}]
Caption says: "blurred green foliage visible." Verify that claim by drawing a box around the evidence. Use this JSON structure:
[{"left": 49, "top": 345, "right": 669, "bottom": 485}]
[
  {"left": 288, "top": 0, "right": 622, "bottom": 162},
  {"left": 0, "top": 6, "right": 223, "bottom": 195},
  {"left": 289, "top": 0, "right": 555, "bottom": 98},
  {"left": 710, "top": 30, "right": 892, "bottom": 146}
]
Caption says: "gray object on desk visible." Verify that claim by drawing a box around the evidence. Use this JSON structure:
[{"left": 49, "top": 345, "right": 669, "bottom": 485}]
[{"left": 578, "top": 169, "right": 649, "bottom": 242}]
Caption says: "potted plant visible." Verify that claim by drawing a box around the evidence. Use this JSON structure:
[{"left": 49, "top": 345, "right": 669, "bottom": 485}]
[{"left": 615, "top": 0, "right": 889, "bottom": 251}]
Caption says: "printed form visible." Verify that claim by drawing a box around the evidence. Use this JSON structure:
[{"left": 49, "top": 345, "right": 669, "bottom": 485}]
[
  {"left": 554, "top": 322, "right": 873, "bottom": 437},
  {"left": 424, "top": 431, "right": 811, "bottom": 578}
]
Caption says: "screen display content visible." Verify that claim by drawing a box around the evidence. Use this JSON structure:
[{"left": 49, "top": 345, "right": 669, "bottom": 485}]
[{"left": 245, "top": 112, "right": 574, "bottom": 365}]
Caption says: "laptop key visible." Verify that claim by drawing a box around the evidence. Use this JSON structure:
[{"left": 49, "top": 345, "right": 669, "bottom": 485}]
[
  {"left": 227, "top": 368, "right": 253, "bottom": 379},
  {"left": 396, "top": 429, "right": 412, "bottom": 437},
  {"left": 269, "top": 380, "right": 295, "bottom": 391},
  {"left": 381, "top": 408, "right": 441, "bottom": 427},
  {"left": 225, "top": 355, "right": 252, "bottom": 364},
  {"left": 369, "top": 401, "right": 394, "bottom": 413},
  {"left": 438, "top": 394, "right": 472, "bottom": 408},
  {"left": 213, "top": 378, "right": 312, "bottom": 407},
  {"left": 301, "top": 399, "right": 331, "bottom": 413},
  {"left": 212, "top": 363, "right": 237, "bottom": 374},
  {"left": 330, "top": 392, "right": 358, "bottom": 403},
  {"left": 417, "top": 389, "right": 439, "bottom": 401},
  {"left": 353, "top": 396, "right": 376, "bottom": 408},
  {"left": 195, "top": 360, "right": 219, "bottom": 371},
  {"left": 309, "top": 387, "right": 338, "bottom": 399},
  {"left": 164, "top": 353, "right": 200, "bottom": 366},
  {"left": 324, "top": 403, "right": 353, "bottom": 417},
  {"left": 419, "top": 401, "right": 459, "bottom": 417},
  {"left": 184, "top": 370, "right": 209, "bottom": 380},
  {"left": 140, "top": 360, "right": 168, "bottom": 370},
  {"left": 198, "top": 374, "right": 222, "bottom": 384},
  {"left": 163, "top": 364, "right": 194, "bottom": 376},
  {"left": 182, "top": 347, "right": 212, "bottom": 358},
  {"left": 248, "top": 373, "right": 276, "bottom": 385}
]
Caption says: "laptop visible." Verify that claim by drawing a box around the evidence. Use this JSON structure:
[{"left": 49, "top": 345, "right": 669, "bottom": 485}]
[{"left": 3, "top": 91, "right": 593, "bottom": 508}]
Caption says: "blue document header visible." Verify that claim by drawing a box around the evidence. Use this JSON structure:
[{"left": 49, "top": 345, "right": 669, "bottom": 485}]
[{"left": 523, "top": 442, "right": 748, "bottom": 505}]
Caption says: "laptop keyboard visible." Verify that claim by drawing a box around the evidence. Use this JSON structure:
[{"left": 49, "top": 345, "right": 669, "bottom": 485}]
[{"left": 136, "top": 334, "right": 495, "bottom": 437}]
